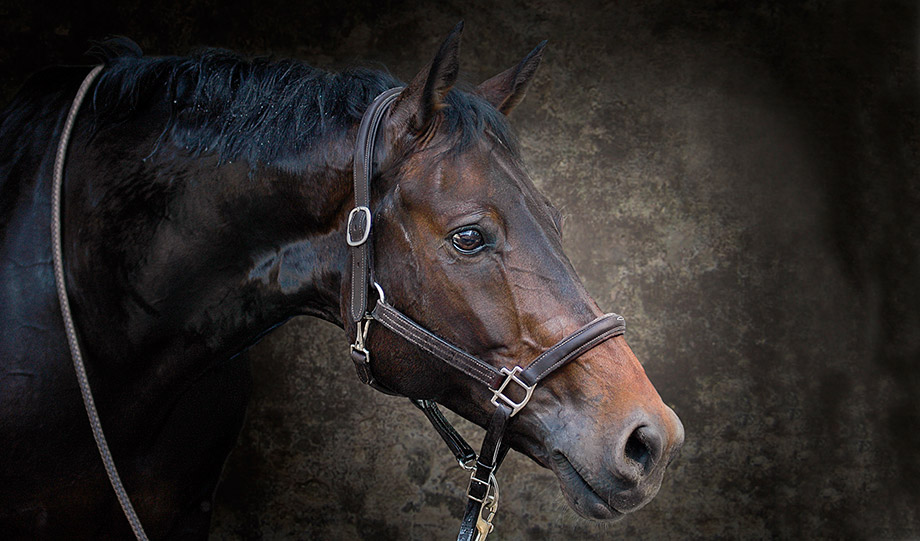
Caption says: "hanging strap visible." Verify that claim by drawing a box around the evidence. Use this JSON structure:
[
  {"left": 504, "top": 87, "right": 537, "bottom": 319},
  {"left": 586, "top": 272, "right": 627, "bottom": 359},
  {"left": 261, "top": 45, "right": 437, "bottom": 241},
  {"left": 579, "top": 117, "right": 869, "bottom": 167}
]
[
  {"left": 457, "top": 405, "right": 512, "bottom": 541},
  {"left": 411, "top": 399, "right": 478, "bottom": 469},
  {"left": 52, "top": 65, "right": 150, "bottom": 540}
]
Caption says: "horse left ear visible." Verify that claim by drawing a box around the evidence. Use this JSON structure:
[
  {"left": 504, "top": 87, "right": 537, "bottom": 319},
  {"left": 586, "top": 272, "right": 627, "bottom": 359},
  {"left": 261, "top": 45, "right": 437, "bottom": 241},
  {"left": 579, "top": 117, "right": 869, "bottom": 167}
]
[
  {"left": 390, "top": 22, "right": 463, "bottom": 135},
  {"left": 476, "top": 40, "right": 547, "bottom": 115}
]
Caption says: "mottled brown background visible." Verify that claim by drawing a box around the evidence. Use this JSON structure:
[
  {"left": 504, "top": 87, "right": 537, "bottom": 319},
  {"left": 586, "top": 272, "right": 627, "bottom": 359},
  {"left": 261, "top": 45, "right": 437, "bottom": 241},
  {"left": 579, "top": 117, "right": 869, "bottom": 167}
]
[{"left": 2, "top": 0, "right": 918, "bottom": 539}]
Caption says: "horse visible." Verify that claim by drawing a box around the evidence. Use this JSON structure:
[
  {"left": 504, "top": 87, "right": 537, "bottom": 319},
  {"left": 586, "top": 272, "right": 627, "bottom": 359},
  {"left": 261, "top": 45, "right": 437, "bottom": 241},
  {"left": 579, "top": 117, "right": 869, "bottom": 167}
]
[{"left": 0, "top": 23, "right": 684, "bottom": 539}]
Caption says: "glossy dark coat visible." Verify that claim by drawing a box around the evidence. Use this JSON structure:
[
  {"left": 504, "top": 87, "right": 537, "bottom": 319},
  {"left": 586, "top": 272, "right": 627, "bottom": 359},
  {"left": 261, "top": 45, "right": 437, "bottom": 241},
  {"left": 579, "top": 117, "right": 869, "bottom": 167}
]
[{"left": 0, "top": 27, "right": 683, "bottom": 538}]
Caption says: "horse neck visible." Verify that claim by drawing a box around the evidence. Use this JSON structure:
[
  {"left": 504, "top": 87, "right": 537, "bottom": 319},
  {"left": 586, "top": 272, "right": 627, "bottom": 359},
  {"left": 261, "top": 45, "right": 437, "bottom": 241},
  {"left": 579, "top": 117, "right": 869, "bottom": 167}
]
[{"left": 67, "top": 112, "right": 356, "bottom": 375}]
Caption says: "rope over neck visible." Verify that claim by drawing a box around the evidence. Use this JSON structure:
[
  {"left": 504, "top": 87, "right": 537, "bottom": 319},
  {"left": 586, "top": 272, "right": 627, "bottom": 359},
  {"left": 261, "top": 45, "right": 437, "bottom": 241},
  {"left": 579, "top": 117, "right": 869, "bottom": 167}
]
[{"left": 52, "top": 65, "right": 150, "bottom": 541}]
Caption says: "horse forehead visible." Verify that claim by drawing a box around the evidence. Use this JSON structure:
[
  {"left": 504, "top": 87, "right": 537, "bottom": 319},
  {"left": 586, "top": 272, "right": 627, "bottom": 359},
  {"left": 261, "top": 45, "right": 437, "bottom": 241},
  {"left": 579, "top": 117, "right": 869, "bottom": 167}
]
[
  {"left": 402, "top": 140, "right": 537, "bottom": 209},
  {"left": 454, "top": 145, "right": 557, "bottom": 228}
]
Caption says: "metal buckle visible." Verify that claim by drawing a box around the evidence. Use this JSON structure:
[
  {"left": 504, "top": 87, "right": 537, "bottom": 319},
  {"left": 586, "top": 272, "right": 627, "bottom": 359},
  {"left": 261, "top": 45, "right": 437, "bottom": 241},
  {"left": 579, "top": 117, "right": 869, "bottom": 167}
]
[
  {"left": 467, "top": 473, "right": 492, "bottom": 504},
  {"left": 490, "top": 366, "right": 535, "bottom": 417},
  {"left": 346, "top": 206, "right": 372, "bottom": 247}
]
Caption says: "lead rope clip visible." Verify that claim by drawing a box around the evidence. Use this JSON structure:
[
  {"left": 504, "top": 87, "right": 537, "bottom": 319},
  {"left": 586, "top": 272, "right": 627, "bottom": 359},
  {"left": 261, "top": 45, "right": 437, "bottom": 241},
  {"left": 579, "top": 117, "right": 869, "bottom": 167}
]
[{"left": 474, "top": 473, "right": 499, "bottom": 540}]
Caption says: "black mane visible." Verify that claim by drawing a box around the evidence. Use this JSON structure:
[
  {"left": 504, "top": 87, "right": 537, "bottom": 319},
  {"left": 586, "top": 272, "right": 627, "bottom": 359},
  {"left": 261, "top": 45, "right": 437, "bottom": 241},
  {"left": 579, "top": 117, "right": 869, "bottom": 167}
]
[{"left": 89, "top": 38, "right": 517, "bottom": 168}]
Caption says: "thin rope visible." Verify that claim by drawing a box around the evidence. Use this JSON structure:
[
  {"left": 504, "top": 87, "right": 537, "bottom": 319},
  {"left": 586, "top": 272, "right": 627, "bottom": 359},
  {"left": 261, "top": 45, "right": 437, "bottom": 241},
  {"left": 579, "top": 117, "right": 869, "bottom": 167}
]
[{"left": 51, "top": 64, "right": 149, "bottom": 541}]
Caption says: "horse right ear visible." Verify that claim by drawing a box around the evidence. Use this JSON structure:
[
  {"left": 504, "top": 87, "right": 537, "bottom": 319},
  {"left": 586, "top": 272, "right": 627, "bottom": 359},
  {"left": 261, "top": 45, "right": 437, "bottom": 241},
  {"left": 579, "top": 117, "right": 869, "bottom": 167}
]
[
  {"left": 389, "top": 22, "right": 463, "bottom": 135},
  {"left": 476, "top": 40, "right": 546, "bottom": 115}
]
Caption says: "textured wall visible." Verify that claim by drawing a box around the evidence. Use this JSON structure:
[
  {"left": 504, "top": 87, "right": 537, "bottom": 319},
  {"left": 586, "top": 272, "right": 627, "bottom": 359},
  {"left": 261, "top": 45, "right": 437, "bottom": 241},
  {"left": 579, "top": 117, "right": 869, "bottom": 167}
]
[{"left": 2, "top": 1, "right": 918, "bottom": 539}]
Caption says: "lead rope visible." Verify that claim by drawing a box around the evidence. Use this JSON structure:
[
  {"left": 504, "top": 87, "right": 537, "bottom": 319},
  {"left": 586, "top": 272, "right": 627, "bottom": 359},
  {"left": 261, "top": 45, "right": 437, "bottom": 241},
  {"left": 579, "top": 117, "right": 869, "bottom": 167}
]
[{"left": 52, "top": 65, "right": 149, "bottom": 541}]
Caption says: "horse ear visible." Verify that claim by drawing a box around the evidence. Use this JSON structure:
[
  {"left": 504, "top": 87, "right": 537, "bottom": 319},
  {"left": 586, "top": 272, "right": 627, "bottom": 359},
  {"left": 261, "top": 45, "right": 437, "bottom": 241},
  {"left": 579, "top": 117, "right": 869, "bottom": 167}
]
[
  {"left": 476, "top": 40, "right": 547, "bottom": 115},
  {"left": 389, "top": 22, "right": 463, "bottom": 135}
]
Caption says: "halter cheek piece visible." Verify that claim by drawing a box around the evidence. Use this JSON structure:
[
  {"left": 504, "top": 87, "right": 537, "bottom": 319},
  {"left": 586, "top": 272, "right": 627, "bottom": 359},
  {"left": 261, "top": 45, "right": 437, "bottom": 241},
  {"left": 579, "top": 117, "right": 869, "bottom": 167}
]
[{"left": 348, "top": 88, "right": 627, "bottom": 541}]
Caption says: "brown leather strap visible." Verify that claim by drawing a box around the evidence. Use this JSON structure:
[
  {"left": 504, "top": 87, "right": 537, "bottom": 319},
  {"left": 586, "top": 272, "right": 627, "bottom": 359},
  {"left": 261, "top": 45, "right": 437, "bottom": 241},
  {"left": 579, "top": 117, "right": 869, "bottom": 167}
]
[
  {"left": 372, "top": 300, "right": 504, "bottom": 388},
  {"left": 350, "top": 347, "right": 402, "bottom": 396},
  {"left": 412, "top": 399, "right": 477, "bottom": 468},
  {"left": 349, "top": 86, "right": 403, "bottom": 323},
  {"left": 459, "top": 404, "right": 512, "bottom": 541},
  {"left": 373, "top": 299, "right": 624, "bottom": 395},
  {"left": 519, "top": 313, "right": 625, "bottom": 387}
]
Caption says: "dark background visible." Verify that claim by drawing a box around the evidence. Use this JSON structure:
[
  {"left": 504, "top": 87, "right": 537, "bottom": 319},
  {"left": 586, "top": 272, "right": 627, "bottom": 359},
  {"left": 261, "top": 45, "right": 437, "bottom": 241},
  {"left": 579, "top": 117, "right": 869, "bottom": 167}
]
[{"left": 2, "top": 1, "right": 918, "bottom": 539}]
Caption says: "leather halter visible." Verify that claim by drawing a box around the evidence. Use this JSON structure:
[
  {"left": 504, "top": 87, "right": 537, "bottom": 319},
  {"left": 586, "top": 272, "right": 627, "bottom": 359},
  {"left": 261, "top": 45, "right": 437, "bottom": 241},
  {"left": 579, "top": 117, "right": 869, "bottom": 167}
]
[{"left": 347, "top": 88, "right": 627, "bottom": 540}]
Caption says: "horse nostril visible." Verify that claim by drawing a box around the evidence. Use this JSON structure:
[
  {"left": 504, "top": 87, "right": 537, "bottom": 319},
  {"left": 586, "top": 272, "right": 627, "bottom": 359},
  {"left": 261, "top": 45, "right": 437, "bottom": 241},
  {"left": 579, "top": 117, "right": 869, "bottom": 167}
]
[
  {"left": 623, "top": 425, "right": 663, "bottom": 476},
  {"left": 624, "top": 430, "right": 651, "bottom": 471}
]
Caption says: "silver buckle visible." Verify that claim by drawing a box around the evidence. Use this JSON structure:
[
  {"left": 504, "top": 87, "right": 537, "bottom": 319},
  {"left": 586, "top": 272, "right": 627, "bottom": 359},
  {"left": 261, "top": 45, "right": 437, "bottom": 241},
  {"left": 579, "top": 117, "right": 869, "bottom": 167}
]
[
  {"left": 490, "top": 366, "right": 535, "bottom": 417},
  {"left": 467, "top": 473, "right": 492, "bottom": 504},
  {"left": 346, "top": 206, "right": 372, "bottom": 247},
  {"left": 459, "top": 455, "right": 477, "bottom": 472}
]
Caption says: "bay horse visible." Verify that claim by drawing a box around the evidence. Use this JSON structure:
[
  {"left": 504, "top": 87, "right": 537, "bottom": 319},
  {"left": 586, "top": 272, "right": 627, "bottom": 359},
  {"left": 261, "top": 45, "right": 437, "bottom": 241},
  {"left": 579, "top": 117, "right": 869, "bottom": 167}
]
[{"left": 0, "top": 24, "right": 683, "bottom": 539}]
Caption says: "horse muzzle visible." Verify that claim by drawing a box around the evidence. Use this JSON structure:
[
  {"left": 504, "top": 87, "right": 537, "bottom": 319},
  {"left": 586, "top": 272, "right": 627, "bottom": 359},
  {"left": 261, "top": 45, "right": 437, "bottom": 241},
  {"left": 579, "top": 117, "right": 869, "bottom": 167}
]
[{"left": 547, "top": 404, "right": 684, "bottom": 520}]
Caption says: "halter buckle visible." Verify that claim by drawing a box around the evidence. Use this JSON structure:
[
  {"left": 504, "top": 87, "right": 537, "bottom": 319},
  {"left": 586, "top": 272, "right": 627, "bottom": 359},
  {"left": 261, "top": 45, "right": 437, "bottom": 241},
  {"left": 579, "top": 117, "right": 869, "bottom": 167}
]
[
  {"left": 490, "top": 366, "right": 535, "bottom": 417},
  {"left": 346, "top": 206, "right": 372, "bottom": 247},
  {"left": 467, "top": 472, "right": 492, "bottom": 504}
]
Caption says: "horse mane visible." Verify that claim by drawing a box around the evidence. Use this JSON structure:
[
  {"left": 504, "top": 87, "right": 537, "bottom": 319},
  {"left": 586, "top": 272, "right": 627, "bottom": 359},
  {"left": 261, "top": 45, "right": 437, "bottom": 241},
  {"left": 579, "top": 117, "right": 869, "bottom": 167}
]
[{"left": 88, "top": 37, "right": 517, "bottom": 169}]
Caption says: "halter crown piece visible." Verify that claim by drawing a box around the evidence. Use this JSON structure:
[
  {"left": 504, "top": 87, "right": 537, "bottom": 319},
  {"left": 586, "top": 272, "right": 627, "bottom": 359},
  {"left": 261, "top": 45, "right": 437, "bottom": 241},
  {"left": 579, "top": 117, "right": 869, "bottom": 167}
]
[{"left": 348, "top": 88, "right": 627, "bottom": 541}]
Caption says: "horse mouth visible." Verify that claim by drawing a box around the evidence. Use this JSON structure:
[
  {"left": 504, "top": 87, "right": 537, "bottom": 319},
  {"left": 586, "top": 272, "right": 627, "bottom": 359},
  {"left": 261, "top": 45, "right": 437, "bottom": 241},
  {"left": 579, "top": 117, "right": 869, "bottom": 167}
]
[{"left": 550, "top": 452, "right": 624, "bottom": 520}]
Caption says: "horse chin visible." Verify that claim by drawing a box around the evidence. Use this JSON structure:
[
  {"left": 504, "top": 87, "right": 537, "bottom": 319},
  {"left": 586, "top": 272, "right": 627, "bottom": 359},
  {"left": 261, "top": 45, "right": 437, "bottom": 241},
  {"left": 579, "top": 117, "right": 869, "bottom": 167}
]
[{"left": 549, "top": 451, "right": 654, "bottom": 521}]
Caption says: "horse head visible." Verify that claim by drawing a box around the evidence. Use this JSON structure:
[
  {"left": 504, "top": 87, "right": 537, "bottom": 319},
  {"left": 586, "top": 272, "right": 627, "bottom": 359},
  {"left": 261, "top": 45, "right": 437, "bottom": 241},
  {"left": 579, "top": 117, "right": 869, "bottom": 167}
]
[
  {"left": 0, "top": 24, "right": 682, "bottom": 537},
  {"left": 346, "top": 24, "right": 684, "bottom": 520}
]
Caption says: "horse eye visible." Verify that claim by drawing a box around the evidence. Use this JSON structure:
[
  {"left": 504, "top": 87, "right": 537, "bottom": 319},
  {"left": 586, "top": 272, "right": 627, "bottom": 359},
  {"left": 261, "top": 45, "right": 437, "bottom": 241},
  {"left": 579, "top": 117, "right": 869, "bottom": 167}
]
[{"left": 451, "top": 228, "right": 485, "bottom": 254}]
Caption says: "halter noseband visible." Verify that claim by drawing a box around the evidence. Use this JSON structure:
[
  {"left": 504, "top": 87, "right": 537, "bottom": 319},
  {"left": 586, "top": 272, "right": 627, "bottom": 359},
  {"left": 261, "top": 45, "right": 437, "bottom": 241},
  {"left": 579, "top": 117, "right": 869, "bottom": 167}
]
[{"left": 347, "top": 88, "right": 627, "bottom": 541}]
